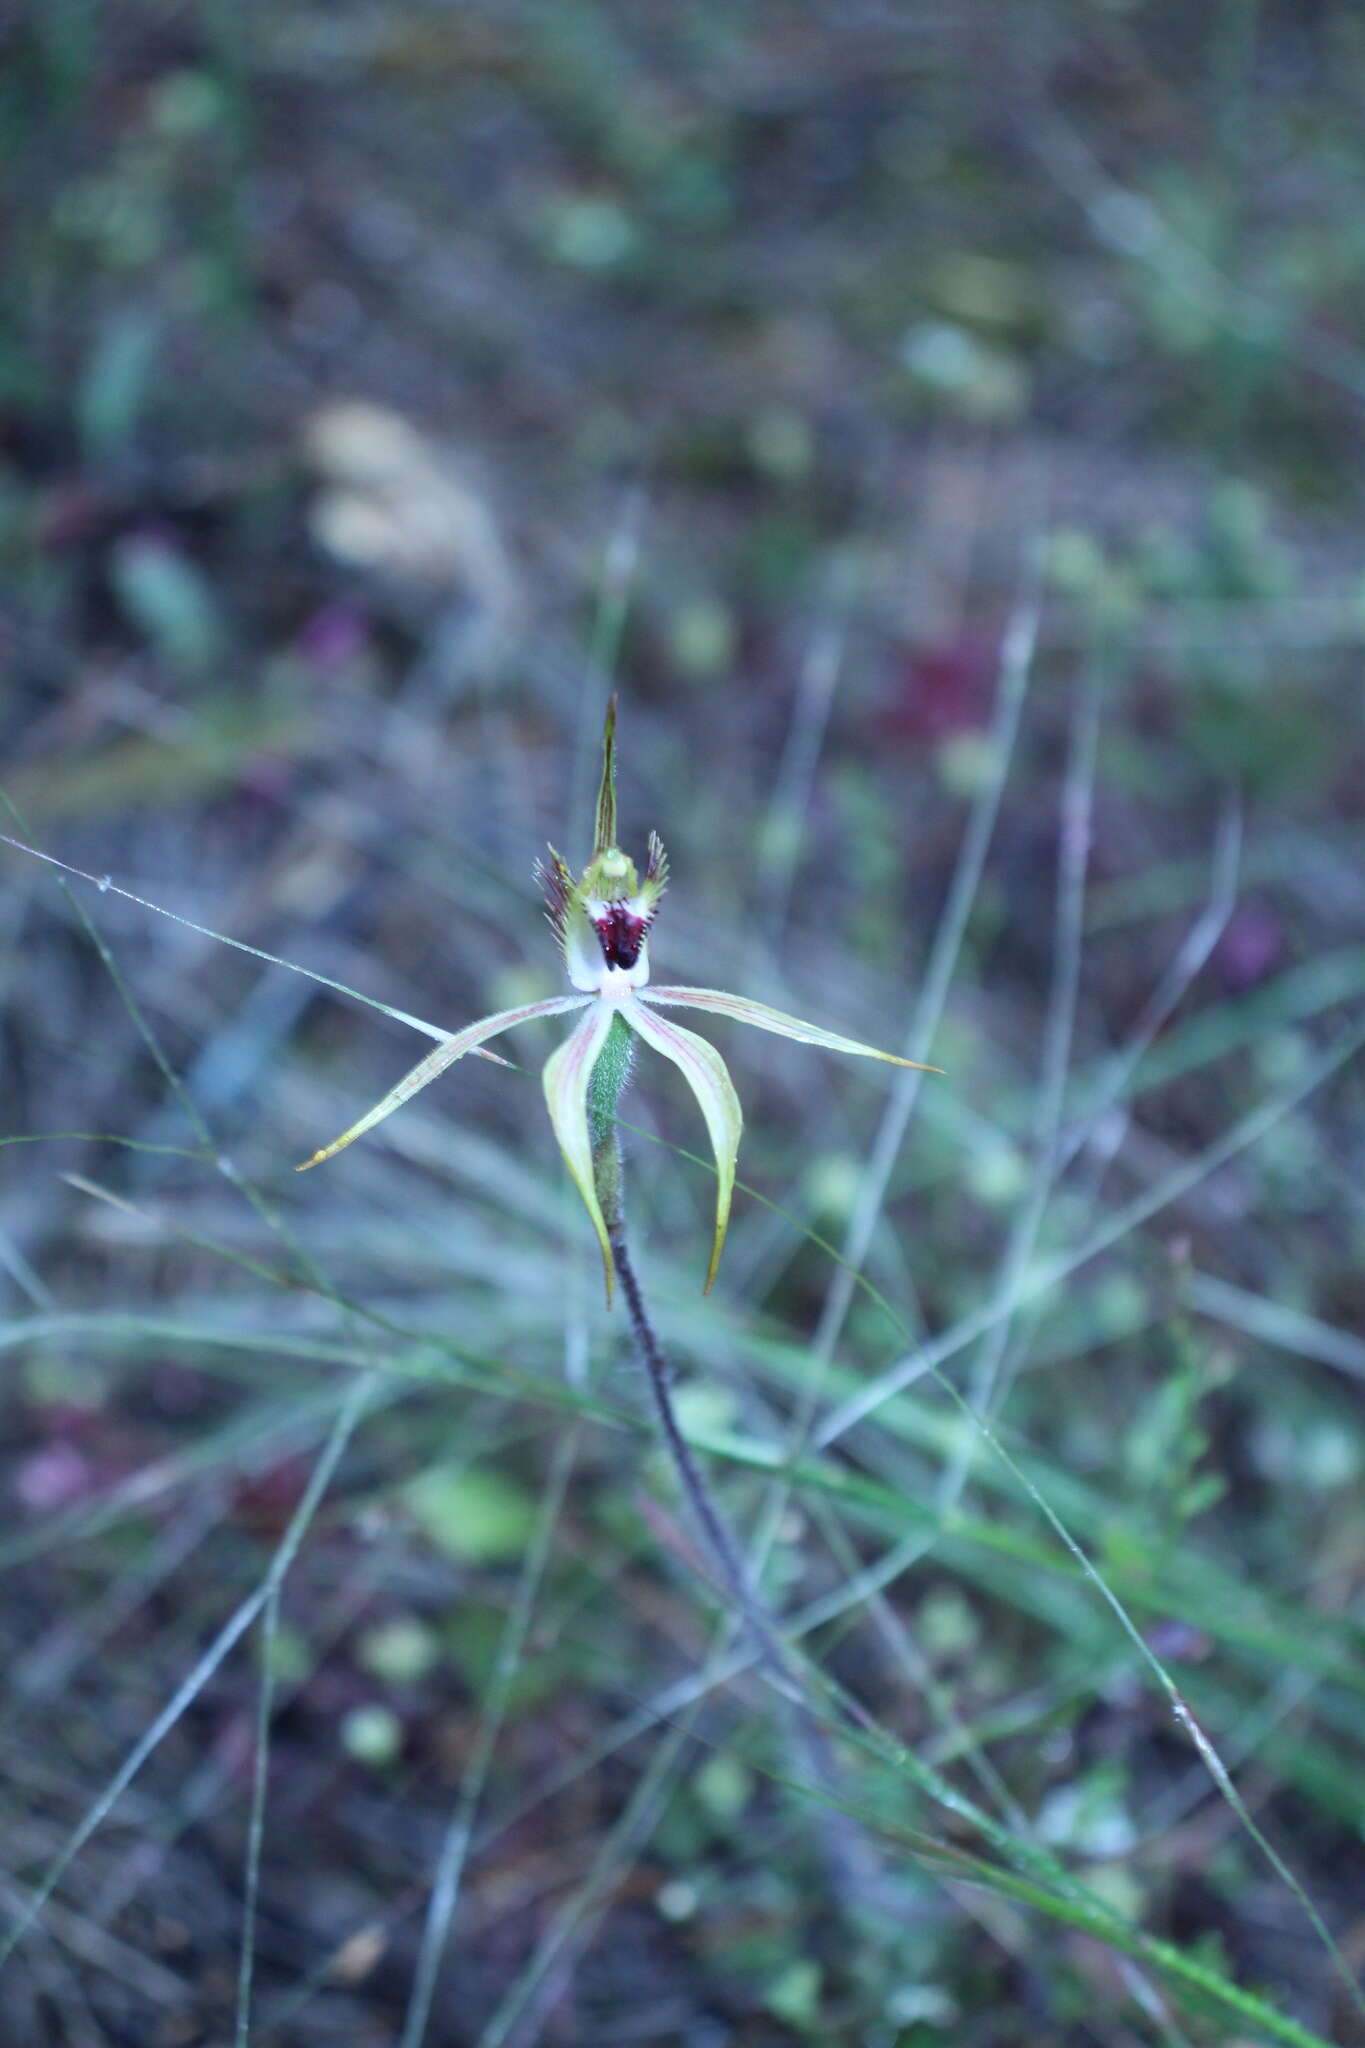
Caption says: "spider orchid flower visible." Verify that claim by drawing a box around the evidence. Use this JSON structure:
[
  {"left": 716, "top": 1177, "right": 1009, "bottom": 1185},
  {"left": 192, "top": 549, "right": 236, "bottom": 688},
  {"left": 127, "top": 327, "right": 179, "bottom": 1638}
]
[{"left": 298, "top": 701, "right": 940, "bottom": 1302}]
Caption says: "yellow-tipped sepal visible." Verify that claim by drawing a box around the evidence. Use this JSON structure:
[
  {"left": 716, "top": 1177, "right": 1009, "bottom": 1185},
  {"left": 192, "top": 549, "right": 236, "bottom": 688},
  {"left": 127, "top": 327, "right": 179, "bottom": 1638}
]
[
  {"left": 623, "top": 996, "right": 742, "bottom": 1293},
  {"left": 640, "top": 987, "right": 943, "bottom": 1073},
  {"left": 297, "top": 994, "right": 590, "bottom": 1170}
]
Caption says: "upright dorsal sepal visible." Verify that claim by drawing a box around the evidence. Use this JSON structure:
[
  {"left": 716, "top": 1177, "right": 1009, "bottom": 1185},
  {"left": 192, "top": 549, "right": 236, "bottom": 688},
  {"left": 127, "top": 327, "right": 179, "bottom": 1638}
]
[{"left": 594, "top": 693, "right": 618, "bottom": 859}]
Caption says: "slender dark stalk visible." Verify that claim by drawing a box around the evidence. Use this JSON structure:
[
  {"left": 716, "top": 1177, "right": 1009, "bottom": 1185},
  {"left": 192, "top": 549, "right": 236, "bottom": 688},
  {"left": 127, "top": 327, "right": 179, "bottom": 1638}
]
[
  {"left": 609, "top": 1229, "right": 795, "bottom": 1695},
  {"left": 590, "top": 1013, "right": 877, "bottom": 1901},
  {"left": 609, "top": 1223, "right": 881, "bottom": 1904}
]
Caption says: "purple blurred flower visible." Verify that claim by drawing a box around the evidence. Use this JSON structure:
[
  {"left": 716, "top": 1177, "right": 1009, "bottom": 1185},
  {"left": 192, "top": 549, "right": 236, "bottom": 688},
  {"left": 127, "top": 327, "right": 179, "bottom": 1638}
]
[
  {"left": 1216, "top": 903, "right": 1283, "bottom": 991},
  {"left": 881, "top": 634, "right": 998, "bottom": 742},
  {"left": 15, "top": 1442, "right": 95, "bottom": 1513},
  {"left": 297, "top": 599, "right": 371, "bottom": 671}
]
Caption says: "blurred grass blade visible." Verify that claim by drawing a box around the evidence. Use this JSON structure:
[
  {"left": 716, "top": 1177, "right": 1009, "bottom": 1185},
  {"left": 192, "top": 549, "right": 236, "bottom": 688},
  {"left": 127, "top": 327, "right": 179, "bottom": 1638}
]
[
  {"left": 0, "top": 1375, "right": 373, "bottom": 1972},
  {"left": 0, "top": 829, "right": 503, "bottom": 1051}
]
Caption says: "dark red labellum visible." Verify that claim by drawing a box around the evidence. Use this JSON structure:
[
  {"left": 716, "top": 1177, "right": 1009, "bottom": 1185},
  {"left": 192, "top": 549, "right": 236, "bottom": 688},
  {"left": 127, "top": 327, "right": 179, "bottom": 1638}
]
[{"left": 593, "top": 904, "right": 647, "bottom": 968}]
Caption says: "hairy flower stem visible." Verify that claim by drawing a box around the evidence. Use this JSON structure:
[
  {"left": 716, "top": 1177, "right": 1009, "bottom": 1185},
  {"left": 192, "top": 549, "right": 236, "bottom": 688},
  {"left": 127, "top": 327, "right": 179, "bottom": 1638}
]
[{"left": 589, "top": 1017, "right": 875, "bottom": 1902}]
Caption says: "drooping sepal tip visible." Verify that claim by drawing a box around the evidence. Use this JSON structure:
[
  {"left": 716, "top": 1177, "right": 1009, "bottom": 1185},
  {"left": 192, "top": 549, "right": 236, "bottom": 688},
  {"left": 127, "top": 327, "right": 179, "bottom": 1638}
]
[
  {"left": 624, "top": 998, "right": 741, "bottom": 1297},
  {"left": 294, "top": 994, "right": 591, "bottom": 1174},
  {"left": 640, "top": 987, "right": 945, "bottom": 1074}
]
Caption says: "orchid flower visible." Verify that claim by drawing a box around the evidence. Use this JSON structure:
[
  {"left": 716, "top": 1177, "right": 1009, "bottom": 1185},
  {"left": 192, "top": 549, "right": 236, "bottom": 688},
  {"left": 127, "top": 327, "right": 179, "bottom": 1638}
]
[{"left": 298, "top": 701, "right": 939, "bottom": 1302}]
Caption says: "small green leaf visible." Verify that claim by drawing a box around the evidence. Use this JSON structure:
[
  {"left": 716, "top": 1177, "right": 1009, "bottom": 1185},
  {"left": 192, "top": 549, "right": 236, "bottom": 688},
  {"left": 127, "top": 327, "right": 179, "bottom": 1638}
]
[
  {"left": 109, "top": 534, "right": 224, "bottom": 672},
  {"left": 341, "top": 1704, "right": 402, "bottom": 1767},
  {"left": 404, "top": 1464, "right": 535, "bottom": 1564},
  {"left": 764, "top": 1959, "right": 823, "bottom": 2032},
  {"left": 356, "top": 1615, "right": 441, "bottom": 1686},
  {"left": 696, "top": 1752, "right": 752, "bottom": 1825},
  {"left": 78, "top": 308, "right": 160, "bottom": 463}
]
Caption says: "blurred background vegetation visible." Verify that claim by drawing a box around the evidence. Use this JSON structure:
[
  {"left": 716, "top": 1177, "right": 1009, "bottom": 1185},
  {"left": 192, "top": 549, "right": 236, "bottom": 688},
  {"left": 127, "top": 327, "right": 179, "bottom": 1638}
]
[{"left": 4, "top": 2, "right": 1365, "bottom": 2043}]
